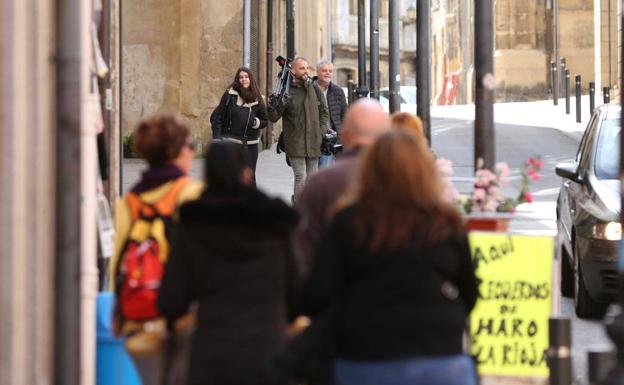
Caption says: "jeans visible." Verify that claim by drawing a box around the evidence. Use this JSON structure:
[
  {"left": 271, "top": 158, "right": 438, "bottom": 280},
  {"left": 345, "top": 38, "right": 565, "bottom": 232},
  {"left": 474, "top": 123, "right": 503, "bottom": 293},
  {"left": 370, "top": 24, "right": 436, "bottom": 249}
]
[
  {"left": 289, "top": 156, "right": 319, "bottom": 197},
  {"left": 319, "top": 154, "right": 336, "bottom": 168},
  {"left": 129, "top": 350, "right": 164, "bottom": 385},
  {"left": 334, "top": 354, "right": 477, "bottom": 385}
]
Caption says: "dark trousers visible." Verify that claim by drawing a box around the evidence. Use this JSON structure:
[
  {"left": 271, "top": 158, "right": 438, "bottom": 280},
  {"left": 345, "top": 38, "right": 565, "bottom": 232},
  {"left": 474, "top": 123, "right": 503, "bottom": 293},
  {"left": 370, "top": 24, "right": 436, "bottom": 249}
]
[{"left": 246, "top": 143, "right": 259, "bottom": 186}]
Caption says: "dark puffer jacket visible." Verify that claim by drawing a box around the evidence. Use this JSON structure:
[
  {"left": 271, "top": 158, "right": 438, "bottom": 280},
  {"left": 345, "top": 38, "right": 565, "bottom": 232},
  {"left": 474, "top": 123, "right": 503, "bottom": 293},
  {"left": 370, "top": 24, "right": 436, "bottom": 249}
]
[
  {"left": 210, "top": 88, "right": 268, "bottom": 144},
  {"left": 158, "top": 188, "right": 301, "bottom": 385},
  {"left": 314, "top": 79, "right": 348, "bottom": 133}
]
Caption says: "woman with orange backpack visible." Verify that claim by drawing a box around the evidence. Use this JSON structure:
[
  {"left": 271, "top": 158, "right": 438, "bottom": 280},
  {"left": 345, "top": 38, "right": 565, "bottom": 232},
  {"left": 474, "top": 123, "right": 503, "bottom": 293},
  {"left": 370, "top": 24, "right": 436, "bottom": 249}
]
[{"left": 110, "top": 114, "right": 203, "bottom": 385}]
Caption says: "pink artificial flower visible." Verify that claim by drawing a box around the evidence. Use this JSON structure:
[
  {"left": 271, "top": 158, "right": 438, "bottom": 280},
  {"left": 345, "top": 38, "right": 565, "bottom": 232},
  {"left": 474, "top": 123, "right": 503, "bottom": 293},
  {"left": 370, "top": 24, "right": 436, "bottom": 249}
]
[
  {"left": 484, "top": 197, "right": 499, "bottom": 212},
  {"left": 528, "top": 168, "right": 541, "bottom": 182},
  {"left": 527, "top": 158, "right": 535, "bottom": 166},
  {"left": 496, "top": 162, "right": 511, "bottom": 178},
  {"left": 473, "top": 188, "right": 486, "bottom": 202},
  {"left": 436, "top": 158, "right": 454, "bottom": 177},
  {"left": 536, "top": 160, "right": 544, "bottom": 169},
  {"left": 524, "top": 191, "right": 533, "bottom": 203}
]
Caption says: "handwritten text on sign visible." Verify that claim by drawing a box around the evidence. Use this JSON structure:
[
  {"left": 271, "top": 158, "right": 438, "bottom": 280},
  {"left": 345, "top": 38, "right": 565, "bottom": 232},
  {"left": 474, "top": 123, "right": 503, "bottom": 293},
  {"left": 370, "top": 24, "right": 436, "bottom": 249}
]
[{"left": 468, "top": 233, "right": 554, "bottom": 377}]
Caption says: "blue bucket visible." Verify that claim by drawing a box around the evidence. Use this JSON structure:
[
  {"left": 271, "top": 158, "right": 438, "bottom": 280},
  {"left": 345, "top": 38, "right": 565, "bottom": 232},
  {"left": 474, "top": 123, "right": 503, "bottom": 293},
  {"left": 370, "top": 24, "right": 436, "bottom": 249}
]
[{"left": 96, "top": 292, "right": 142, "bottom": 385}]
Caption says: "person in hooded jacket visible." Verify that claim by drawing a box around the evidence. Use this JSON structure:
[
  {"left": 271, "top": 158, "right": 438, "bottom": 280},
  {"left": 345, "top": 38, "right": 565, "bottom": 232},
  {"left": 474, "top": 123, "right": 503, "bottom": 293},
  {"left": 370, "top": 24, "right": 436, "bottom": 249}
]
[
  {"left": 210, "top": 67, "right": 268, "bottom": 185},
  {"left": 158, "top": 141, "right": 301, "bottom": 385}
]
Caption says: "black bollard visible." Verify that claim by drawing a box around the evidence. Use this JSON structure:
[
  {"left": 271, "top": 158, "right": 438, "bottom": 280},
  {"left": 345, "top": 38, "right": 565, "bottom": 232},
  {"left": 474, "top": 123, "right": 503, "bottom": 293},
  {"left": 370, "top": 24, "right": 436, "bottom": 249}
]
[
  {"left": 589, "top": 81, "right": 595, "bottom": 114},
  {"left": 604, "top": 87, "right": 611, "bottom": 104},
  {"left": 588, "top": 349, "right": 615, "bottom": 384},
  {"left": 551, "top": 62, "right": 559, "bottom": 105},
  {"left": 575, "top": 75, "right": 582, "bottom": 123},
  {"left": 560, "top": 58, "right": 567, "bottom": 97},
  {"left": 565, "top": 69, "right": 570, "bottom": 115},
  {"left": 347, "top": 80, "right": 355, "bottom": 105},
  {"left": 547, "top": 317, "right": 573, "bottom": 385}
]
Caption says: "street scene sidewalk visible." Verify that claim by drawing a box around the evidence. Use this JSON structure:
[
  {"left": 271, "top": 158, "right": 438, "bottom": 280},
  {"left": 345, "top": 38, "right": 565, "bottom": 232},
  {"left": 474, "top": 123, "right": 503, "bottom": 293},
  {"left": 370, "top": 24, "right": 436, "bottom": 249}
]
[
  {"left": 121, "top": 96, "right": 612, "bottom": 385},
  {"left": 431, "top": 95, "right": 592, "bottom": 141}
]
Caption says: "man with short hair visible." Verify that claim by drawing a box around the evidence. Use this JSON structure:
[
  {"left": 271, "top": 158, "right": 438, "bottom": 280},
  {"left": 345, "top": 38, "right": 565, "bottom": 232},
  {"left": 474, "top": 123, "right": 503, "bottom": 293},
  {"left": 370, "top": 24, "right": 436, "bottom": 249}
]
[
  {"left": 313, "top": 59, "right": 348, "bottom": 167},
  {"left": 268, "top": 57, "right": 329, "bottom": 201},
  {"left": 296, "top": 99, "right": 389, "bottom": 267}
]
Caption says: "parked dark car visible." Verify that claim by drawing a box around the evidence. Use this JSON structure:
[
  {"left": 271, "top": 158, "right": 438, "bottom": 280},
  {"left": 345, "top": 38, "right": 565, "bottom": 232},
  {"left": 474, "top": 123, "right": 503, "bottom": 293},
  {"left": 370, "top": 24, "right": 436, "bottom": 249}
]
[{"left": 556, "top": 104, "right": 621, "bottom": 318}]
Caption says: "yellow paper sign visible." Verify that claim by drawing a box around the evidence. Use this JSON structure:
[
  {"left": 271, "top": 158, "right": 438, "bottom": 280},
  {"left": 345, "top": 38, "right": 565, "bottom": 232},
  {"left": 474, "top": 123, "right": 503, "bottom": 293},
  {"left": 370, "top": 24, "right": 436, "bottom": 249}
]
[{"left": 468, "top": 233, "right": 554, "bottom": 377}]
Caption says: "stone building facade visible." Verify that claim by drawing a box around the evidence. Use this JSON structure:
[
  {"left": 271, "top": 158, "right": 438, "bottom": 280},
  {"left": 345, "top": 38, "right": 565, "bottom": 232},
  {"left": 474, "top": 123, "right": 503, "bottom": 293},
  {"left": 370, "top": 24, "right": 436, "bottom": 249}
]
[
  {"left": 122, "top": 0, "right": 332, "bottom": 143},
  {"left": 121, "top": 0, "right": 622, "bottom": 142}
]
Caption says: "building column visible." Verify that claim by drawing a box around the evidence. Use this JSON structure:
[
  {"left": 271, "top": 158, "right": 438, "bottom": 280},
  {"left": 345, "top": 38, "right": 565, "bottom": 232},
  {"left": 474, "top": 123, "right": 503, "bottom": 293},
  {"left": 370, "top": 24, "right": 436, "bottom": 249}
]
[{"left": 0, "top": 0, "right": 56, "bottom": 384}]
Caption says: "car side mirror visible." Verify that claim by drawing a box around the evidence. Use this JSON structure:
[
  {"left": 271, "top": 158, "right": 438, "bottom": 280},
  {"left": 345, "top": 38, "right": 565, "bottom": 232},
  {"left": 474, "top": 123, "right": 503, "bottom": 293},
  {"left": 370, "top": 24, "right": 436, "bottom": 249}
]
[{"left": 555, "top": 162, "right": 582, "bottom": 184}]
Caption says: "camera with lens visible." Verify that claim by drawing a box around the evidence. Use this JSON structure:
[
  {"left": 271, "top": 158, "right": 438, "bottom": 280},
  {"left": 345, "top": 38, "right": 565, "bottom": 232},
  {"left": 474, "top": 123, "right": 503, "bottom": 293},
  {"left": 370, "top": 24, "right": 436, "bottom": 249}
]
[{"left": 321, "top": 131, "right": 343, "bottom": 156}]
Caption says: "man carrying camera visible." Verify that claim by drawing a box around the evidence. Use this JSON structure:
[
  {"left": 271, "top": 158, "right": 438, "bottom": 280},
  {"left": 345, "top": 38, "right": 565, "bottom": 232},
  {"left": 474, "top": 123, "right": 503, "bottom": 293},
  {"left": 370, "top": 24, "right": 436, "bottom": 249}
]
[
  {"left": 268, "top": 57, "right": 328, "bottom": 202},
  {"left": 313, "top": 59, "right": 347, "bottom": 168}
]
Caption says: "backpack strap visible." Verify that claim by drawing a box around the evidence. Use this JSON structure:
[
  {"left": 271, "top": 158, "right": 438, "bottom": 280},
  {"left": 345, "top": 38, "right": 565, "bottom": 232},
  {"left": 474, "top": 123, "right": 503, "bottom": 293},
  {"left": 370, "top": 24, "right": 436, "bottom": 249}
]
[
  {"left": 126, "top": 193, "right": 142, "bottom": 222},
  {"left": 152, "top": 176, "right": 192, "bottom": 216},
  {"left": 126, "top": 176, "right": 192, "bottom": 221}
]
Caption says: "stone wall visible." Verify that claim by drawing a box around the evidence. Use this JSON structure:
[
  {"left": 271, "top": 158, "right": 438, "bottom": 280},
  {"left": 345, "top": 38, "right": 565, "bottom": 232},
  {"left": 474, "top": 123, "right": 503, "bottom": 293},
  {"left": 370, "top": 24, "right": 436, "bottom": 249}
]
[
  {"left": 494, "top": 0, "right": 549, "bottom": 100},
  {"left": 122, "top": 0, "right": 244, "bottom": 147},
  {"left": 559, "top": 0, "right": 595, "bottom": 89}
]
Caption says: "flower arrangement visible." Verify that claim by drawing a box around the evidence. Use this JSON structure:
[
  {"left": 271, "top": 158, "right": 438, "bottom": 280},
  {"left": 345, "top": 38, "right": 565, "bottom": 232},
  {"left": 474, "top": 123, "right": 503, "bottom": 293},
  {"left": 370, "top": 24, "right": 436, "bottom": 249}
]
[{"left": 459, "top": 156, "right": 543, "bottom": 214}]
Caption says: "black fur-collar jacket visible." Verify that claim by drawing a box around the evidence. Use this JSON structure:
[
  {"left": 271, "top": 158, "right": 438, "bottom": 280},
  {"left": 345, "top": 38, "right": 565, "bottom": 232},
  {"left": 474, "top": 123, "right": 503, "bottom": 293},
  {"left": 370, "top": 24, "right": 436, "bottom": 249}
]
[{"left": 158, "top": 188, "right": 301, "bottom": 384}]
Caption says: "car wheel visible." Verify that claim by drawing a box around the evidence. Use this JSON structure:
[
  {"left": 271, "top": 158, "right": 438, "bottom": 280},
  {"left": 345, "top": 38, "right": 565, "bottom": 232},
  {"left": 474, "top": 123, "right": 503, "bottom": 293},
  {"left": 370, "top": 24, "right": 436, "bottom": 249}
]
[
  {"left": 560, "top": 245, "right": 574, "bottom": 298},
  {"left": 574, "top": 244, "right": 607, "bottom": 319}
]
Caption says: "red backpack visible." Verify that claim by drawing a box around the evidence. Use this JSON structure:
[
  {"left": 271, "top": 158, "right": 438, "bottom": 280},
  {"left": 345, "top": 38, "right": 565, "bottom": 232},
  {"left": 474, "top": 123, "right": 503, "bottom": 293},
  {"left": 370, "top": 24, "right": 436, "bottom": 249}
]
[{"left": 116, "top": 177, "right": 190, "bottom": 321}]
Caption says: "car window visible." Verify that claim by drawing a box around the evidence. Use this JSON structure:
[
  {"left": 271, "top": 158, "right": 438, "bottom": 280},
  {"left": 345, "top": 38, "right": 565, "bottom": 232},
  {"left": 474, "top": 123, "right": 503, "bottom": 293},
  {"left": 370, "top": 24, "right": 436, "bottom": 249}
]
[
  {"left": 379, "top": 90, "right": 407, "bottom": 104},
  {"left": 594, "top": 118, "right": 620, "bottom": 180},
  {"left": 577, "top": 113, "right": 597, "bottom": 163},
  {"left": 401, "top": 87, "right": 416, "bottom": 104}
]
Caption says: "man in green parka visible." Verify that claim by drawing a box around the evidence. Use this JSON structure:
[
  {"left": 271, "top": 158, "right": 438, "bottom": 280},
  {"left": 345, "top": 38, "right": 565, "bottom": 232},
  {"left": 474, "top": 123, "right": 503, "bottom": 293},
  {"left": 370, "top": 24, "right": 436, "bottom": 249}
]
[{"left": 268, "top": 57, "right": 329, "bottom": 202}]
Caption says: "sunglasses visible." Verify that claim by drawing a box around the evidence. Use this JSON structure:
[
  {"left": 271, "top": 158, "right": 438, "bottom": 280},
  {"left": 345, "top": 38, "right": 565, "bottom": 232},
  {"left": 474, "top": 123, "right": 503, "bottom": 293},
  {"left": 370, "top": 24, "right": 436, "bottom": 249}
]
[{"left": 186, "top": 141, "right": 196, "bottom": 151}]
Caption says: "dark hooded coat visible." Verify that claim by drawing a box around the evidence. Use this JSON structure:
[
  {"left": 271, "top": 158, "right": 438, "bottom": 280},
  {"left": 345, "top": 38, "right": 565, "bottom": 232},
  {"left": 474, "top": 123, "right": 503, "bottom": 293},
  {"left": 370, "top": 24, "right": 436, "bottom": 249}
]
[{"left": 158, "top": 188, "right": 301, "bottom": 385}]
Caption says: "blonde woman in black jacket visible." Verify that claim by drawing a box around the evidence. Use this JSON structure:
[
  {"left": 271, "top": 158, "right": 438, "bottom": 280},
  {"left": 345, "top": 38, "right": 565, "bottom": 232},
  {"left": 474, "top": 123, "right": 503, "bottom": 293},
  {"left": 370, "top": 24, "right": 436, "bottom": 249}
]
[{"left": 210, "top": 67, "right": 268, "bottom": 185}]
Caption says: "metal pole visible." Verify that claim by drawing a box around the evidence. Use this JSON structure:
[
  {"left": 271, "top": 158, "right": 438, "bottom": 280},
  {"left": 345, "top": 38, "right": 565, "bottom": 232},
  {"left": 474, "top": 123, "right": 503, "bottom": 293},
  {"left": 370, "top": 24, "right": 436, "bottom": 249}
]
[
  {"left": 388, "top": 0, "right": 400, "bottom": 113},
  {"left": 56, "top": 0, "right": 87, "bottom": 383},
  {"left": 348, "top": 79, "right": 356, "bottom": 104},
  {"left": 601, "top": 9, "right": 624, "bottom": 385},
  {"left": 287, "top": 0, "right": 295, "bottom": 59},
  {"left": 589, "top": 81, "right": 595, "bottom": 114},
  {"left": 265, "top": 0, "right": 274, "bottom": 147},
  {"left": 575, "top": 75, "right": 582, "bottom": 123},
  {"left": 588, "top": 350, "right": 616, "bottom": 384},
  {"left": 551, "top": 62, "right": 559, "bottom": 105},
  {"left": 565, "top": 68, "right": 570, "bottom": 115},
  {"left": 474, "top": 0, "right": 495, "bottom": 170},
  {"left": 560, "top": 57, "right": 566, "bottom": 98},
  {"left": 370, "top": 0, "right": 380, "bottom": 100},
  {"left": 356, "top": 0, "right": 369, "bottom": 98},
  {"left": 243, "top": 0, "right": 251, "bottom": 66},
  {"left": 604, "top": 86, "right": 611, "bottom": 104},
  {"left": 119, "top": 0, "right": 124, "bottom": 194},
  {"left": 417, "top": 0, "right": 431, "bottom": 144},
  {"left": 547, "top": 317, "right": 573, "bottom": 385},
  {"left": 553, "top": 0, "right": 560, "bottom": 106}
]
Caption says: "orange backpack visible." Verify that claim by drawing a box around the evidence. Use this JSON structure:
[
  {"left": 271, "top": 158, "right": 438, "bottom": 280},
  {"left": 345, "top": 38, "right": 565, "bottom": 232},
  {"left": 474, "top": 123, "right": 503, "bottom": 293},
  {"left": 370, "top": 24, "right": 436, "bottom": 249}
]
[{"left": 116, "top": 177, "right": 190, "bottom": 322}]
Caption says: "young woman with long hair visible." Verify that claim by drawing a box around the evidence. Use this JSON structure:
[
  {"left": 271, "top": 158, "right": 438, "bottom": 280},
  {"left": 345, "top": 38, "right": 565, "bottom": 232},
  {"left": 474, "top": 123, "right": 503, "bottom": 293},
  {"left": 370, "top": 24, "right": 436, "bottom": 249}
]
[
  {"left": 301, "top": 130, "right": 478, "bottom": 385},
  {"left": 210, "top": 67, "right": 268, "bottom": 185}
]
